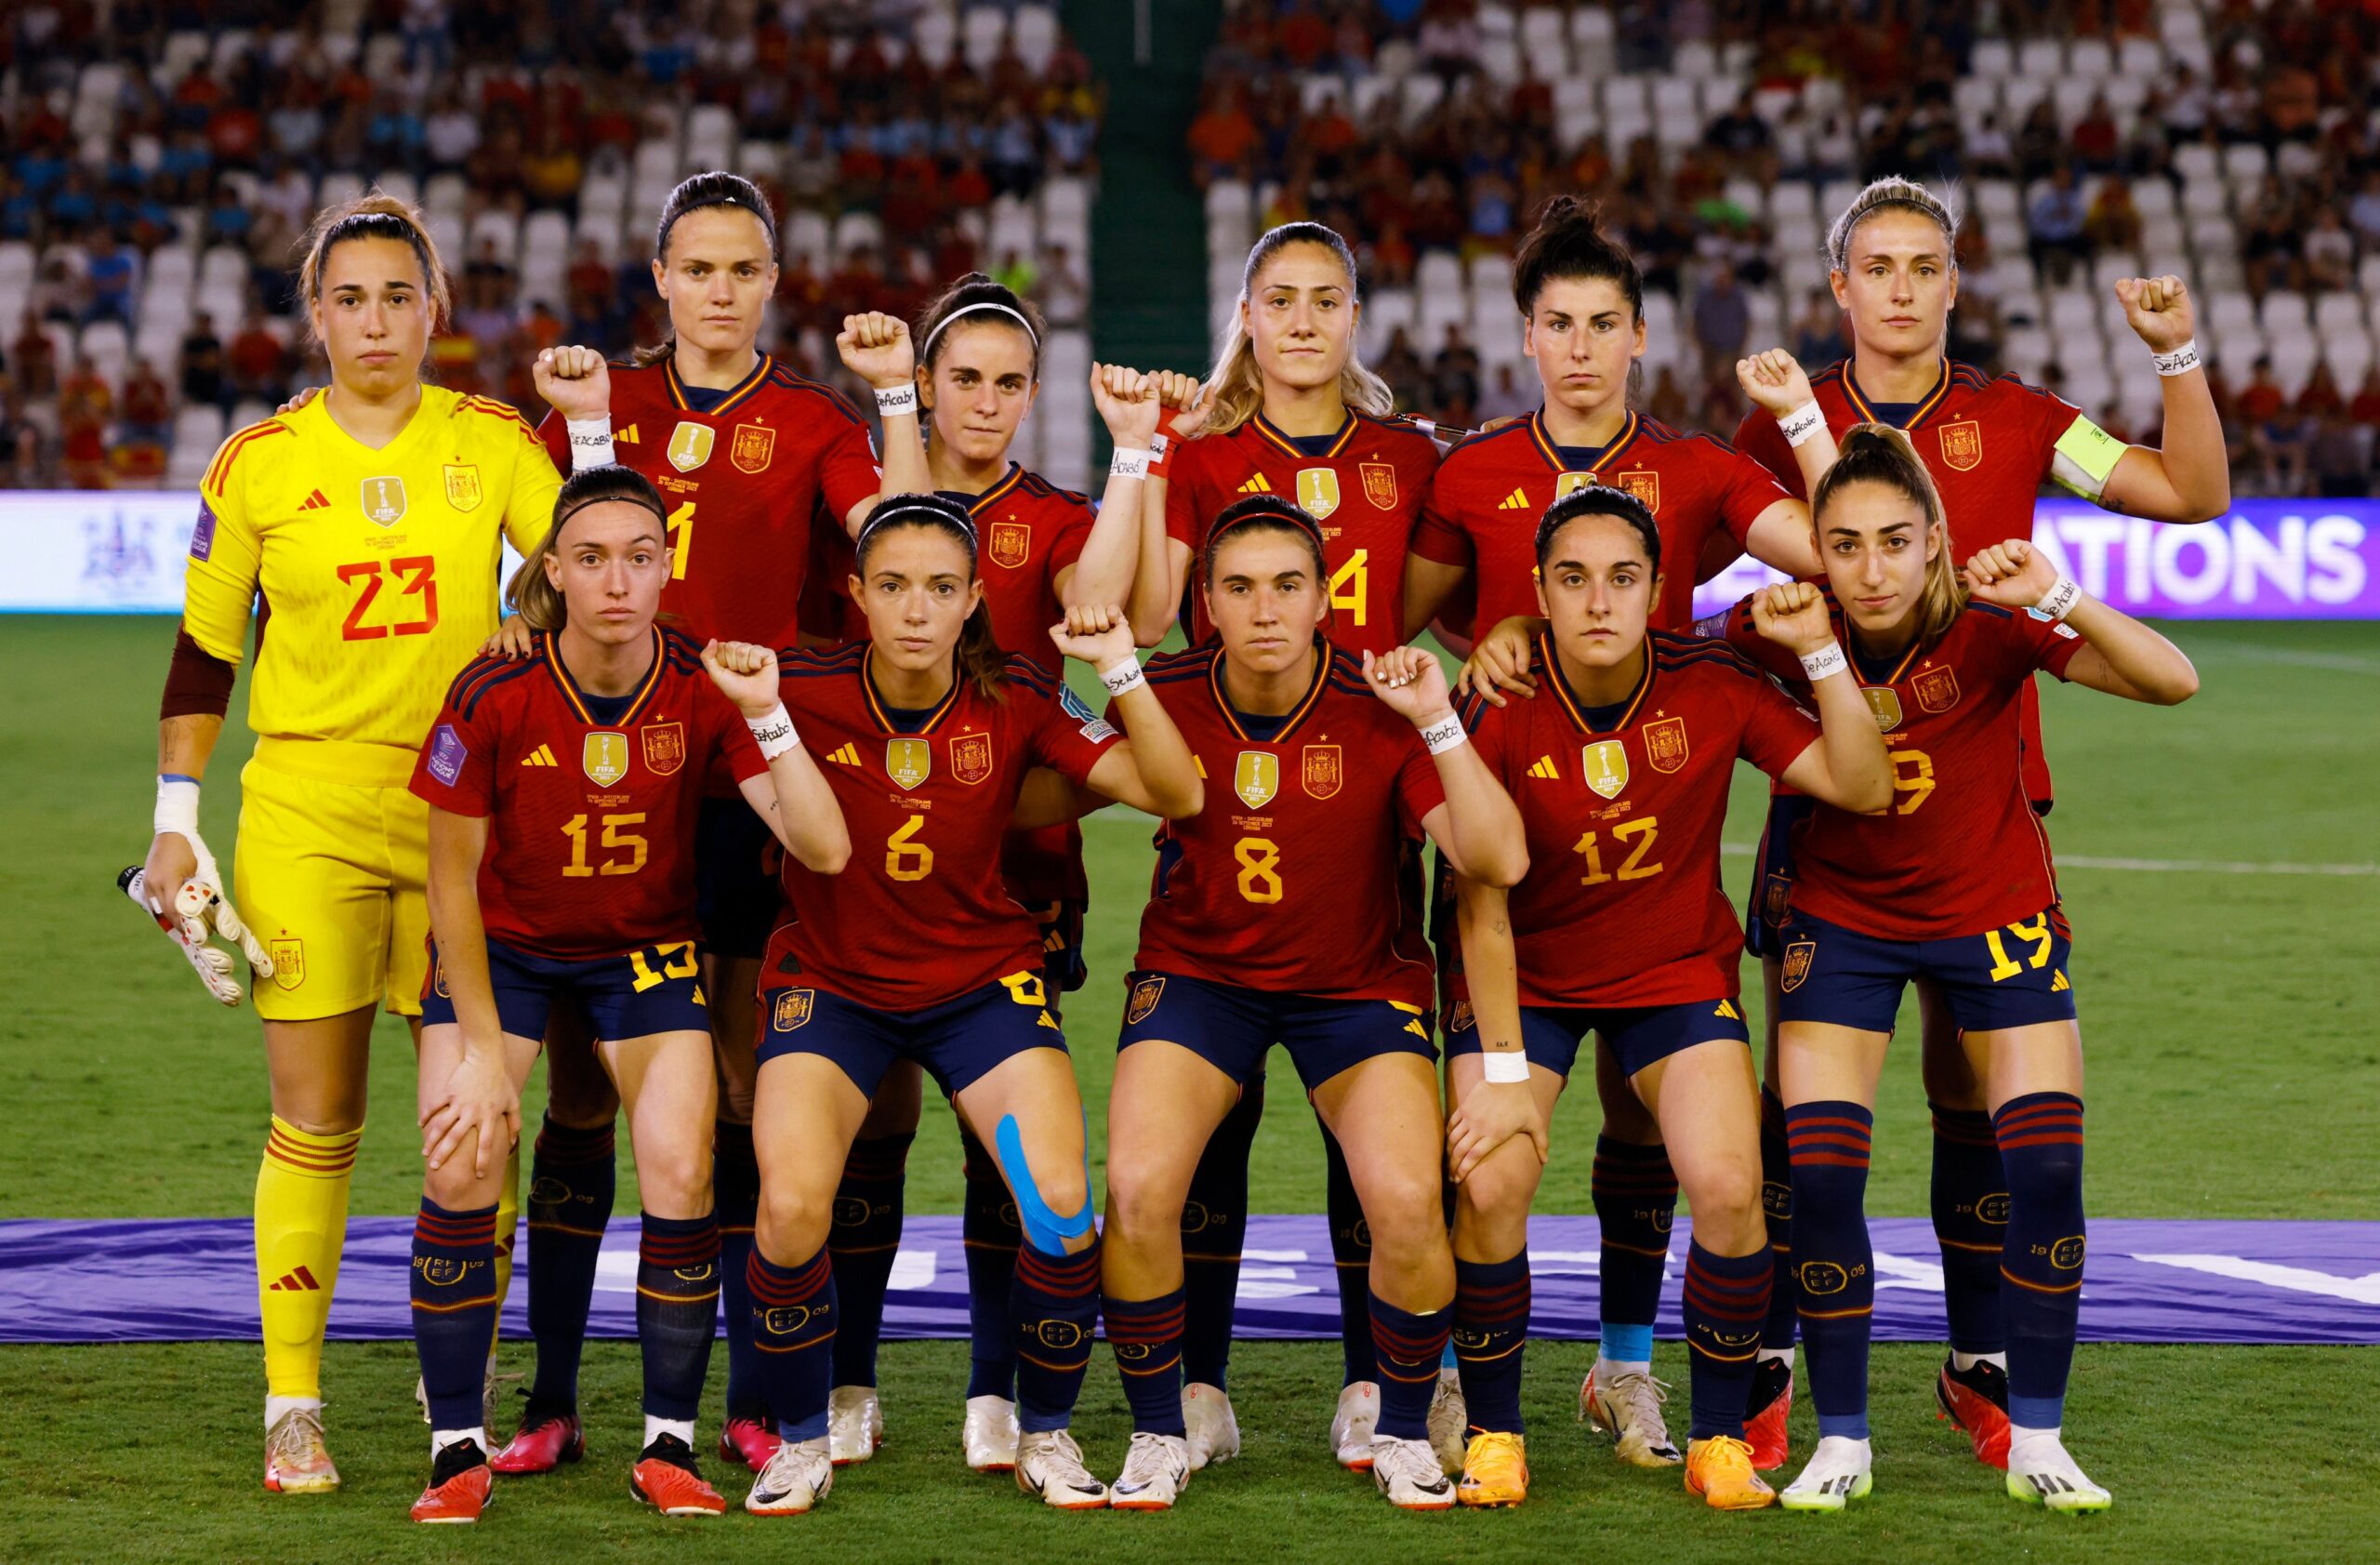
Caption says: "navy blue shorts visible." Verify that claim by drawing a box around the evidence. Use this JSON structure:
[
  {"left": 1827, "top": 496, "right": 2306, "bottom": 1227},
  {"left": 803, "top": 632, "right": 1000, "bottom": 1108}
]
[
  {"left": 1774, "top": 906, "right": 2078, "bottom": 1034},
  {"left": 1743, "top": 794, "right": 1814, "bottom": 962},
  {"left": 421, "top": 936, "right": 708, "bottom": 1041},
  {"left": 695, "top": 796, "right": 778, "bottom": 960},
  {"left": 755, "top": 970, "right": 1068, "bottom": 1097},
  {"left": 1117, "top": 969, "right": 1435, "bottom": 1093},
  {"left": 1445, "top": 995, "right": 1750, "bottom": 1080},
  {"left": 1030, "top": 897, "right": 1089, "bottom": 1001}
]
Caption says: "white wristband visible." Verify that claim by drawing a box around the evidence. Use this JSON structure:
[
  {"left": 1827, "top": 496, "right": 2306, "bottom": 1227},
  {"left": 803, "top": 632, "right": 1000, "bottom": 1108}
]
[
  {"left": 874, "top": 383, "right": 919, "bottom": 418},
  {"left": 1480, "top": 1049, "right": 1530, "bottom": 1084},
  {"left": 2033, "top": 577, "right": 2082, "bottom": 621},
  {"left": 565, "top": 417, "right": 614, "bottom": 471},
  {"left": 1420, "top": 714, "right": 1468, "bottom": 755},
  {"left": 747, "top": 703, "right": 800, "bottom": 761},
  {"left": 154, "top": 775, "right": 202, "bottom": 838},
  {"left": 1108, "top": 446, "right": 1151, "bottom": 481},
  {"left": 1798, "top": 642, "right": 1849, "bottom": 683},
  {"left": 2149, "top": 339, "right": 2202, "bottom": 378},
  {"left": 1777, "top": 401, "right": 1826, "bottom": 448},
  {"left": 1100, "top": 657, "right": 1147, "bottom": 696}
]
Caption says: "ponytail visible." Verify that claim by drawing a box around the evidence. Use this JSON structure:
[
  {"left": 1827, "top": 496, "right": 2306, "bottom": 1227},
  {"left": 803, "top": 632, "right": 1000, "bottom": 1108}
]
[
  {"left": 1814, "top": 423, "right": 1966, "bottom": 647},
  {"left": 1204, "top": 221, "right": 1393, "bottom": 437},
  {"left": 854, "top": 494, "right": 1007, "bottom": 704}
]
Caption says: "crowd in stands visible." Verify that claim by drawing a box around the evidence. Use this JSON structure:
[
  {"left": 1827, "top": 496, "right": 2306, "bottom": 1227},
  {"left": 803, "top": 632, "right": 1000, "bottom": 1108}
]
[
  {"left": 1191, "top": 0, "right": 2380, "bottom": 497},
  {"left": 0, "top": 0, "right": 1099, "bottom": 488}
]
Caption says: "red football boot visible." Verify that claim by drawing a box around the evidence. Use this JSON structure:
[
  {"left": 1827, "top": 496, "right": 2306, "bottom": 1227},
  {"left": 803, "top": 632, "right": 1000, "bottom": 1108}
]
[
  {"left": 721, "top": 1413, "right": 783, "bottom": 1473},
  {"left": 1935, "top": 1354, "right": 2013, "bottom": 1469},
  {"left": 1745, "top": 1357, "right": 1793, "bottom": 1472},
  {"left": 411, "top": 1440, "right": 494, "bottom": 1524},
  {"left": 490, "top": 1405, "right": 585, "bottom": 1475}
]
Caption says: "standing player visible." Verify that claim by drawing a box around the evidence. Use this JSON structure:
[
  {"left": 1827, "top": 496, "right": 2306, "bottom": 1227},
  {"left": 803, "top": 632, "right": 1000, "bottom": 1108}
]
[
  {"left": 1092, "top": 496, "right": 1527, "bottom": 1512},
  {"left": 822, "top": 275, "right": 1171, "bottom": 1475},
  {"left": 1725, "top": 176, "right": 2228, "bottom": 1470},
  {"left": 1140, "top": 220, "right": 1448, "bottom": 1469},
  {"left": 400, "top": 466, "right": 851, "bottom": 1522},
  {"left": 1418, "top": 201, "right": 1830, "bottom": 1470},
  {"left": 493, "top": 171, "right": 929, "bottom": 1478},
  {"left": 1716, "top": 426, "right": 2196, "bottom": 1513},
  {"left": 728, "top": 495, "right": 1201, "bottom": 1516},
  {"left": 1439, "top": 486, "right": 1889, "bottom": 1513},
  {"left": 135, "top": 192, "right": 580, "bottom": 1492}
]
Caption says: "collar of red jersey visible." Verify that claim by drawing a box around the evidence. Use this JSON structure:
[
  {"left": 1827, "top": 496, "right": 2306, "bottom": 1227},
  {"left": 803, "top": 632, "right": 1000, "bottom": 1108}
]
[
  {"left": 1208, "top": 634, "right": 1332, "bottom": 742},
  {"left": 1527, "top": 407, "right": 1638, "bottom": 474},
  {"left": 860, "top": 644, "right": 963, "bottom": 735},
  {"left": 1250, "top": 409, "right": 1357, "bottom": 460},
  {"left": 957, "top": 463, "right": 1025, "bottom": 515},
  {"left": 545, "top": 627, "right": 668, "bottom": 726},
  {"left": 664, "top": 351, "right": 774, "bottom": 416},
  {"left": 1539, "top": 630, "right": 1655, "bottom": 735},
  {"left": 1841, "top": 356, "right": 1952, "bottom": 430}
]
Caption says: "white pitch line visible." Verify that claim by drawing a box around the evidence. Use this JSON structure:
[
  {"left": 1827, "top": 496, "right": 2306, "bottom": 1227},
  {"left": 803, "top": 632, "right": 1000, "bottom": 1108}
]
[
  {"left": 2183, "top": 639, "right": 2380, "bottom": 676},
  {"left": 1714, "top": 843, "right": 2373, "bottom": 875}
]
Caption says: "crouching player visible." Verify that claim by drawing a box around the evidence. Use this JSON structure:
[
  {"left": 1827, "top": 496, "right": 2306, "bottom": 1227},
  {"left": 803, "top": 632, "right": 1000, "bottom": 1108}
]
[
  {"left": 1442, "top": 485, "right": 1890, "bottom": 1510},
  {"left": 1717, "top": 427, "right": 2197, "bottom": 1513},
  {"left": 726, "top": 495, "right": 1200, "bottom": 1515},
  {"left": 1093, "top": 496, "right": 1527, "bottom": 1513},
  {"left": 403, "top": 467, "right": 851, "bottom": 1522}
]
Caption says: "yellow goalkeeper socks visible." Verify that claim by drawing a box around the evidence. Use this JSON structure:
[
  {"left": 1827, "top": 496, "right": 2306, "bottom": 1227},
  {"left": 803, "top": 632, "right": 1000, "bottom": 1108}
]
[{"left": 256, "top": 1116, "right": 363, "bottom": 1402}]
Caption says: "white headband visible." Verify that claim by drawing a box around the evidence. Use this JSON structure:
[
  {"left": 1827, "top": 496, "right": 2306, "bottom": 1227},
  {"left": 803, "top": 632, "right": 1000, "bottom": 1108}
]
[{"left": 921, "top": 301, "right": 1038, "bottom": 361}]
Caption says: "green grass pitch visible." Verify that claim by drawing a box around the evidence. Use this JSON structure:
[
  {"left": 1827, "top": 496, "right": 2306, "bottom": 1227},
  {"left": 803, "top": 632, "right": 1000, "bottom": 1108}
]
[{"left": 2, "top": 615, "right": 2374, "bottom": 1563}]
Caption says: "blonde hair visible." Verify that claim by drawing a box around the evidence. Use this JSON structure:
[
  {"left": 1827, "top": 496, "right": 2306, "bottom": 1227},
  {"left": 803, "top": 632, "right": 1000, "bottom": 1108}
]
[
  {"left": 1824, "top": 176, "right": 1961, "bottom": 274},
  {"left": 505, "top": 466, "right": 670, "bottom": 632},
  {"left": 1203, "top": 221, "right": 1393, "bottom": 436},
  {"left": 1812, "top": 423, "right": 1967, "bottom": 647},
  {"left": 296, "top": 192, "right": 452, "bottom": 344}
]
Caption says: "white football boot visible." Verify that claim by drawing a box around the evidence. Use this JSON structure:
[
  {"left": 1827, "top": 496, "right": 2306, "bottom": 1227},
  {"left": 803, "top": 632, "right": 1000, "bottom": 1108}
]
[
  {"left": 1014, "top": 1428, "right": 1108, "bottom": 1509},
  {"left": 1369, "top": 1434, "right": 1457, "bottom": 1510},
  {"left": 745, "top": 1436, "right": 834, "bottom": 1516},
  {"left": 1779, "top": 1434, "right": 1874, "bottom": 1513},
  {"left": 962, "top": 1394, "right": 1020, "bottom": 1472},
  {"left": 826, "top": 1385, "right": 882, "bottom": 1466},
  {"left": 1331, "top": 1381, "right": 1382, "bottom": 1470},
  {"left": 1182, "top": 1382, "right": 1241, "bottom": 1470},
  {"left": 1110, "top": 1430, "right": 1193, "bottom": 1511}
]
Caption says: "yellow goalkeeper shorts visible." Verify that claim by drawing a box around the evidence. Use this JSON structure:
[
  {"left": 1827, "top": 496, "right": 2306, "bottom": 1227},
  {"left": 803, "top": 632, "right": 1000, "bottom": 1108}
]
[{"left": 233, "top": 736, "right": 430, "bottom": 1022}]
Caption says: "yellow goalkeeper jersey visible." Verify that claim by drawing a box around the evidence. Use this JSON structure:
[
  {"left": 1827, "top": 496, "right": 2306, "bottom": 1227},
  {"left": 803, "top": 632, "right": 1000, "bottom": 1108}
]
[{"left": 181, "top": 386, "right": 562, "bottom": 762}]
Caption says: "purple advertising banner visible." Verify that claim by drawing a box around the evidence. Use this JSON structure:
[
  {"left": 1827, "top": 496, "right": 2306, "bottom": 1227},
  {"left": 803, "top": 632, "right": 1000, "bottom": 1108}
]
[{"left": 1689, "top": 499, "right": 2380, "bottom": 619}]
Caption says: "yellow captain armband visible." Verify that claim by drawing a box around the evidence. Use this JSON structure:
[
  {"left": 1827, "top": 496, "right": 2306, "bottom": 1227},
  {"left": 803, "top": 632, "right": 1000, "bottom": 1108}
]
[{"left": 2049, "top": 415, "right": 2129, "bottom": 501}]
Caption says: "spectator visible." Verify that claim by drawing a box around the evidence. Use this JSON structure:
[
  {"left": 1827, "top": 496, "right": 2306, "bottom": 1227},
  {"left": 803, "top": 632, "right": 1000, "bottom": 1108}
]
[
  {"left": 2307, "top": 415, "right": 2372, "bottom": 497},
  {"left": 1377, "top": 325, "right": 1429, "bottom": 413},
  {"left": 114, "top": 361, "right": 174, "bottom": 482},
  {"left": 2014, "top": 101, "right": 2063, "bottom": 184},
  {"left": 11, "top": 313, "right": 59, "bottom": 400},
  {"left": 1187, "top": 86, "right": 1261, "bottom": 185},
  {"left": 992, "top": 248, "right": 1038, "bottom": 302},
  {"left": 2071, "top": 94, "right": 2122, "bottom": 172},
  {"left": 2351, "top": 366, "right": 2380, "bottom": 428},
  {"left": 2351, "top": 170, "right": 2380, "bottom": 251},
  {"left": 2027, "top": 166, "right": 2091, "bottom": 285},
  {"left": 2303, "top": 208, "right": 2355, "bottom": 293},
  {"left": 1477, "top": 362, "right": 1535, "bottom": 424},
  {"left": 226, "top": 313, "right": 285, "bottom": 402},
  {"left": 1691, "top": 260, "right": 1750, "bottom": 374},
  {"left": 1703, "top": 91, "right": 1773, "bottom": 174},
  {"left": 2297, "top": 363, "right": 2346, "bottom": 423},
  {"left": 178, "top": 312, "right": 225, "bottom": 410},
  {"left": 2241, "top": 202, "right": 2304, "bottom": 297},
  {"left": 1791, "top": 286, "right": 1844, "bottom": 366},
  {"left": 1037, "top": 244, "right": 1087, "bottom": 329},
  {"left": 58, "top": 356, "right": 112, "bottom": 487},
  {"left": 83, "top": 230, "right": 137, "bottom": 327},
  {"left": 2083, "top": 177, "right": 2143, "bottom": 258},
  {"left": 1432, "top": 324, "right": 1481, "bottom": 418},
  {"left": 1965, "top": 112, "right": 2015, "bottom": 180}
]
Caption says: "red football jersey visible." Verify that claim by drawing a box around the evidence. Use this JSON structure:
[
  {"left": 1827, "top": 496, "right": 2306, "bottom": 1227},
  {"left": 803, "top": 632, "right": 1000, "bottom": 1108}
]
[
  {"left": 1733, "top": 357, "right": 2089, "bottom": 804},
  {"left": 537, "top": 353, "right": 882, "bottom": 649},
  {"left": 1415, "top": 410, "right": 1790, "bottom": 640},
  {"left": 1724, "top": 594, "right": 2085, "bottom": 942},
  {"left": 765, "top": 645, "right": 1119, "bottom": 1010},
  {"left": 1164, "top": 410, "right": 1441, "bottom": 655},
  {"left": 1124, "top": 640, "right": 1446, "bottom": 1006},
  {"left": 409, "top": 628, "right": 768, "bottom": 960},
  {"left": 1458, "top": 631, "right": 1818, "bottom": 1008},
  {"left": 959, "top": 464, "right": 1097, "bottom": 908}
]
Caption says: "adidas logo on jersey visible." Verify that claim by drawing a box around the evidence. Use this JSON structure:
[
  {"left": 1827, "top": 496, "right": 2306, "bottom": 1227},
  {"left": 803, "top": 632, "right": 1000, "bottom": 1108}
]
[
  {"left": 1236, "top": 473, "right": 1272, "bottom": 494},
  {"left": 615, "top": 424, "right": 640, "bottom": 444},
  {"left": 2050, "top": 969, "right": 2070, "bottom": 992},
  {"left": 269, "top": 1266, "right": 322, "bottom": 1293},
  {"left": 1498, "top": 487, "right": 1529, "bottom": 511},
  {"left": 298, "top": 489, "right": 330, "bottom": 511},
  {"left": 1527, "top": 754, "right": 1561, "bottom": 779},
  {"left": 521, "top": 744, "right": 559, "bottom": 767},
  {"left": 826, "top": 742, "right": 861, "bottom": 765}
]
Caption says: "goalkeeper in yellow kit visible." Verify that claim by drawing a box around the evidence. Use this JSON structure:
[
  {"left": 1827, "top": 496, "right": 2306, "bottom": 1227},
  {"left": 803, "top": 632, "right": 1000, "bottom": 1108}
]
[{"left": 137, "top": 192, "right": 605, "bottom": 1492}]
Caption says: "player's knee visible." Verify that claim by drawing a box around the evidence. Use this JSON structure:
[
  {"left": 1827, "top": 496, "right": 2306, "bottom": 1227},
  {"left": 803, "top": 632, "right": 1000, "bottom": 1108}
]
[
  {"left": 756, "top": 1182, "right": 833, "bottom": 1259},
  {"left": 636, "top": 1141, "right": 713, "bottom": 1216},
  {"left": 1359, "top": 1167, "right": 1448, "bottom": 1258},
  {"left": 1685, "top": 1159, "right": 1765, "bottom": 1253},
  {"left": 423, "top": 1154, "right": 495, "bottom": 1214},
  {"left": 1016, "top": 1147, "right": 1089, "bottom": 1230},
  {"left": 1455, "top": 1147, "right": 1540, "bottom": 1226},
  {"left": 1104, "top": 1155, "right": 1183, "bottom": 1244}
]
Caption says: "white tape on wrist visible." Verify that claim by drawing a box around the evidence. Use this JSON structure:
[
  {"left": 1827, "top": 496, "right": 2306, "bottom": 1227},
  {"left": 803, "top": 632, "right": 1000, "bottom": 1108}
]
[
  {"left": 2150, "top": 339, "right": 2202, "bottom": 378},
  {"left": 1420, "top": 714, "right": 1468, "bottom": 755},
  {"left": 1798, "top": 642, "right": 1850, "bottom": 683},
  {"left": 565, "top": 417, "right": 614, "bottom": 470},
  {"left": 1108, "top": 446, "right": 1151, "bottom": 481},
  {"left": 2034, "top": 577, "right": 2083, "bottom": 621},
  {"left": 747, "top": 704, "right": 800, "bottom": 761},
  {"left": 1481, "top": 1050, "right": 1530, "bottom": 1084},
  {"left": 874, "top": 383, "right": 919, "bottom": 418},
  {"left": 154, "top": 775, "right": 202, "bottom": 838},
  {"left": 1777, "top": 401, "right": 1827, "bottom": 448},
  {"left": 1101, "top": 657, "right": 1147, "bottom": 696}
]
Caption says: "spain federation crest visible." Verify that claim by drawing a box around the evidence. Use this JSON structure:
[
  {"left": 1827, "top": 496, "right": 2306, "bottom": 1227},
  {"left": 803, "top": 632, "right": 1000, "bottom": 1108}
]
[
  {"left": 1911, "top": 664, "right": 1961, "bottom": 713},
  {"left": 1939, "top": 418, "right": 1983, "bottom": 471},
  {"left": 443, "top": 463, "right": 483, "bottom": 512},
  {"left": 1554, "top": 470, "right": 1595, "bottom": 499},
  {"left": 1781, "top": 938, "right": 1817, "bottom": 992},
  {"left": 886, "top": 737, "right": 932, "bottom": 790},
  {"left": 772, "top": 989, "right": 814, "bottom": 1032},
  {"left": 1581, "top": 738, "right": 1629, "bottom": 800},
  {"left": 1360, "top": 460, "right": 1398, "bottom": 510},
  {"left": 1296, "top": 467, "right": 1342, "bottom": 520},
  {"left": 270, "top": 937, "right": 306, "bottom": 991},
  {"left": 1762, "top": 870, "right": 1793, "bottom": 927},
  {"left": 640, "top": 722, "right": 686, "bottom": 776},
  {"left": 361, "top": 475, "right": 407, "bottom": 526},
  {"left": 987, "top": 520, "right": 1031, "bottom": 570},
  {"left": 1126, "top": 975, "right": 1166, "bottom": 1025},
  {"left": 1614, "top": 470, "right": 1660, "bottom": 512},
  {"left": 730, "top": 421, "right": 776, "bottom": 474},
  {"left": 1863, "top": 686, "right": 1904, "bottom": 732},
  {"left": 949, "top": 731, "right": 994, "bottom": 786},
  {"left": 667, "top": 420, "right": 715, "bottom": 472},
  {"left": 1233, "top": 750, "right": 1278, "bottom": 808},
  {"left": 583, "top": 731, "right": 629, "bottom": 787},
  {"left": 1301, "top": 743, "right": 1342, "bottom": 800},
  {"left": 1643, "top": 715, "right": 1689, "bottom": 774}
]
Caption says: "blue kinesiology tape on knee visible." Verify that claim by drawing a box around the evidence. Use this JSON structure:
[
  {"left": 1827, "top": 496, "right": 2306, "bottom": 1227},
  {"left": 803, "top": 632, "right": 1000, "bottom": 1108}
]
[{"left": 995, "top": 1111, "right": 1093, "bottom": 1253}]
